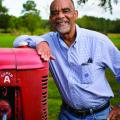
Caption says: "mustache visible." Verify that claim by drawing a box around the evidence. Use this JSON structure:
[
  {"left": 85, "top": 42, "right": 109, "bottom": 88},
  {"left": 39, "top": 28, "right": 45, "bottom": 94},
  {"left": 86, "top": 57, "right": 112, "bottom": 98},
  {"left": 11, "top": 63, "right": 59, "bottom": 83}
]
[{"left": 56, "top": 19, "right": 68, "bottom": 24}]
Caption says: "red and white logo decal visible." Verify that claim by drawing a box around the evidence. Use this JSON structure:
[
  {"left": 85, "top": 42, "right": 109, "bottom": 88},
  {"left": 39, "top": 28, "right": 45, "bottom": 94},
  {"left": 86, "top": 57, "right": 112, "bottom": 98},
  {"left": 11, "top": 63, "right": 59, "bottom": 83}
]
[{"left": 1, "top": 72, "right": 13, "bottom": 83}]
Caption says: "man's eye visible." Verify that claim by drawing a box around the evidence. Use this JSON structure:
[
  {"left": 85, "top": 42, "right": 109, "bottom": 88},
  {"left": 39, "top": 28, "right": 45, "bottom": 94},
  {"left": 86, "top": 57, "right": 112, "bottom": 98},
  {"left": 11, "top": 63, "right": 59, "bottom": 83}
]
[
  {"left": 50, "top": 8, "right": 72, "bottom": 16},
  {"left": 62, "top": 8, "right": 71, "bottom": 13},
  {"left": 51, "top": 11, "right": 59, "bottom": 16}
]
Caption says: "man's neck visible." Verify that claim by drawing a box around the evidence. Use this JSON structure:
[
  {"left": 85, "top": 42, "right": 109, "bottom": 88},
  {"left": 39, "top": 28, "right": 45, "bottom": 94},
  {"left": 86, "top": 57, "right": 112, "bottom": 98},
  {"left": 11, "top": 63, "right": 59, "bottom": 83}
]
[{"left": 60, "top": 27, "right": 76, "bottom": 47}]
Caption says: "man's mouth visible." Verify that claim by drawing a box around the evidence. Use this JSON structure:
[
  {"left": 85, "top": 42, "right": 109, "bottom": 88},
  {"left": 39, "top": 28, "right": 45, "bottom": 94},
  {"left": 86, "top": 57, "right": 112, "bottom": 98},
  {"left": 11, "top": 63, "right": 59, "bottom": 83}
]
[{"left": 56, "top": 19, "right": 69, "bottom": 26}]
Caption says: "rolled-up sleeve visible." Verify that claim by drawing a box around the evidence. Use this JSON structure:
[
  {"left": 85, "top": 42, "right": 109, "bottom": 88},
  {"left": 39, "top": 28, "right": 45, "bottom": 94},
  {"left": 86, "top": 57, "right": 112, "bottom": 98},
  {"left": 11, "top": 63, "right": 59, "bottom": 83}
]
[{"left": 13, "top": 35, "right": 45, "bottom": 48}]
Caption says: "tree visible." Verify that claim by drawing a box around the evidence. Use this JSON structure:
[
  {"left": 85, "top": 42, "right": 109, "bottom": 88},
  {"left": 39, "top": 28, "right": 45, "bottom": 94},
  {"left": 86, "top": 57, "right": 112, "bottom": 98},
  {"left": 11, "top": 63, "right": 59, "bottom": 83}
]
[
  {"left": 0, "top": 0, "right": 10, "bottom": 33},
  {"left": 20, "top": 0, "right": 41, "bottom": 34},
  {"left": 0, "top": 0, "right": 8, "bottom": 15},
  {"left": 9, "top": 16, "right": 18, "bottom": 29},
  {"left": 22, "top": 0, "right": 39, "bottom": 15},
  {"left": 20, "top": 13, "right": 41, "bottom": 34},
  {"left": 0, "top": 14, "right": 11, "bottom": 32},
  {"left": 77, "top": 0, "right": 118, "bottom": 13}
]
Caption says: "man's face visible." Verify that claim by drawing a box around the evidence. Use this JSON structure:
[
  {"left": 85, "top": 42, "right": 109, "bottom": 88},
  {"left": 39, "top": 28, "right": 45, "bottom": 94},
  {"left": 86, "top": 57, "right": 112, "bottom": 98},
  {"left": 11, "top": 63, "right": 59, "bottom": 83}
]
[{"left": 49, "top": 0, "right": 78, "bottom": 34}]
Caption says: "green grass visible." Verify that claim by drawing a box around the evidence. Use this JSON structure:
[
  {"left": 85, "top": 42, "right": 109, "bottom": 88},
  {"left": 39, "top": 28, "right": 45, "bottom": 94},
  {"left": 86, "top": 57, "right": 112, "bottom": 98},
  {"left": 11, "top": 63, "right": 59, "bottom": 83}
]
[
  {"left": 110, "top": 38, "right": 120, "bottom": 50},
  {"left": 0, "top": 33, "right": 120, "bottom": 120},
  {"left": 48, "top": 76, "right": 61, "bottom": 120},
  {"left": 0, "top": 33, "right": 17, "bottom": 47},
  {"left": 108, "top": 33, "right": 120, "bottom": 49},
  {"left": 108, "top": 33, "right": 120, "bottom": 39},
  {"left": 106, "top": 69, "right": 120, "bottom": 105}
]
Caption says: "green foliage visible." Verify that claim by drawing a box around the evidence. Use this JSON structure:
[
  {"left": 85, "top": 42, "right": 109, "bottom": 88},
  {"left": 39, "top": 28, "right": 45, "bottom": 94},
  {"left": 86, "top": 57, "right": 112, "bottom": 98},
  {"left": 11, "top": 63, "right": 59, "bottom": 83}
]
[
  {"left": 13, "top": 0, "right": 42, "bottom": 35},
  {"left": 8, "top": 16, "right": 18, "bottom": 29},
  {"left": 0, "top": 0, "right": 8, "bottom": 14},
  {"left": 22, "top": 0, "right": 40, "bottom": 15},
  {"left": 76, "top": 16, "right": 120, "bottom": 33},
  {"left": 0, "top": 0, "right": 120, "bottom": 35},
  {"left": 34, "top": 28, "right": 50, "bottom": 35},
  {"left": 19, "top": 13, "right": 41, "bottom": 34},
  {"left": 0, "top": 15, "right": 51, "bottom": 35},
  {"left": 0, "top": 14, "right": 11, "bottom": 32},
  {"left": 0, "top": 7, "right": 120, "bottom": 35},
  {"left": 77, "top": 0, "right": 118, "bottom": 13},
  {"left": 114, "top": 19, "right": 120, "bottom": 33},
  {"left": 39, "top": 20, "right": 51, "bottom": 30}
]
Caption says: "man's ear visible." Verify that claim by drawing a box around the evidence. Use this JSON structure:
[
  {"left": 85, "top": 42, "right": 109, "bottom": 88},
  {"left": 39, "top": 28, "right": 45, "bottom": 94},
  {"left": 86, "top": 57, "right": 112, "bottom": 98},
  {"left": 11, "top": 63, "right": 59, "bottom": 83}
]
[
  {"left": 74, "top": 10, "right": 78, "bottom": 20},
  {"left": 49, "top": 15, "right": 53, "bottom": 24},
  {"left": 49, "top": 16, "right": 55, "bottom": 31}
]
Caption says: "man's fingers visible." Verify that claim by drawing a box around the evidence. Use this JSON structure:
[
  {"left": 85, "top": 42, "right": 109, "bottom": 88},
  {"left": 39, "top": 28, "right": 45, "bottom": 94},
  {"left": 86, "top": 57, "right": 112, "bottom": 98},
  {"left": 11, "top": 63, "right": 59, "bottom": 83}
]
[
  {"left": 41, "top": 54, "right": 55, "bottom": 61},
  {"left": 36, "top": 41, "right": 55, "bottom": 61},
  {"left": 37, "top": 50, "right": 55, "bottom": 61},
  {"left": 41, "top": 54, "right": 49, "bottom": 61},
  {"left": 50, "top": 55, "right": 56, "bottom": 60}
]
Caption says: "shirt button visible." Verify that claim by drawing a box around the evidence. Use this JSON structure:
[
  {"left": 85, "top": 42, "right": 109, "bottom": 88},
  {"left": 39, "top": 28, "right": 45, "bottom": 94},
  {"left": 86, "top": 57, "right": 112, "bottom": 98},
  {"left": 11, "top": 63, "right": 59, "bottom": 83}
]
[
  {"left": 70, "top": 63, "right": 74, "bottom": 66},
  {"left": 84, "top": 73, "right": 89, "bottom": 77}
]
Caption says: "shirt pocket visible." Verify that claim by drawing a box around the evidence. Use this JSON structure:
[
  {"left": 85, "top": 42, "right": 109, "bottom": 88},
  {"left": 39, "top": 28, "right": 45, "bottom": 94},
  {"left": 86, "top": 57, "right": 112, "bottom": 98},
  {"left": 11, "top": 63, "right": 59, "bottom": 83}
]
[{"left": 81, "top": 63, "right": 94, "bottom": 84}]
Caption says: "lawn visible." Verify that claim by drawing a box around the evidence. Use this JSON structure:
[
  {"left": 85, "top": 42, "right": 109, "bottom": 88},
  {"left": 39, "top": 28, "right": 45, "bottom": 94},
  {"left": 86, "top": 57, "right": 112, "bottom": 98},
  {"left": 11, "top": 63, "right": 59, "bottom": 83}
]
[
  {"left": 0, "top": 33, "right": 17, "bottom": 47},
  {"left": 108, "top": 33, "right": 120, "bottom": 50},
  {"left": 0, "top": 33, "right": 120, "bottom": 120}
]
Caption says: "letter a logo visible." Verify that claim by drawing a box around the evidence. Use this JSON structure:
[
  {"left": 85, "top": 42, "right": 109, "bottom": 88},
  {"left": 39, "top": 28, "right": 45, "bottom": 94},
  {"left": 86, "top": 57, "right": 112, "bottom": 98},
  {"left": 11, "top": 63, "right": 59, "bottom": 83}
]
[{"left": 4, "top": 75, "right": 10, "bottom": 83}]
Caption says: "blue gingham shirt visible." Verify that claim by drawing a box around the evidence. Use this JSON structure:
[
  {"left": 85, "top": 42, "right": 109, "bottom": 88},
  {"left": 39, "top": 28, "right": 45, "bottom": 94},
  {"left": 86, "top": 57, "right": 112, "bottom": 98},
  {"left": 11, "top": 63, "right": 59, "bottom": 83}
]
[{"left": 14, "top": 25, "right": 120, "bottom": 109}]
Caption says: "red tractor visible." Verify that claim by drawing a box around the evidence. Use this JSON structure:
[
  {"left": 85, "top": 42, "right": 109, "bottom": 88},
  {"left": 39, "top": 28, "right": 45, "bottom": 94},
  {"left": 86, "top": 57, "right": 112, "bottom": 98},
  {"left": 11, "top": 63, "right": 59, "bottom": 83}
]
[{"left": 0, "top": 48, "right": 49, "bottom": 120}]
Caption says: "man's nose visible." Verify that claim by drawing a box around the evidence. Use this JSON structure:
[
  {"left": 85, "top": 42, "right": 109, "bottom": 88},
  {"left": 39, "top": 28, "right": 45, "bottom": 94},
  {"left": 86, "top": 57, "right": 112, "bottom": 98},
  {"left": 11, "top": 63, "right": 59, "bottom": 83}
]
[{"left": 57, "top": 11, "right": 65, "bottom": 18}]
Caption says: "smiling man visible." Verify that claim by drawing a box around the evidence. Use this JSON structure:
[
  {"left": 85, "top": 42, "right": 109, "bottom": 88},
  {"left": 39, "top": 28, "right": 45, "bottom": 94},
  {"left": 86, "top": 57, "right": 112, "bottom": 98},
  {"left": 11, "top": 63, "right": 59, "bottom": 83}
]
[{"left": 14, "top": 0, "right": 120, "bottom": 119}]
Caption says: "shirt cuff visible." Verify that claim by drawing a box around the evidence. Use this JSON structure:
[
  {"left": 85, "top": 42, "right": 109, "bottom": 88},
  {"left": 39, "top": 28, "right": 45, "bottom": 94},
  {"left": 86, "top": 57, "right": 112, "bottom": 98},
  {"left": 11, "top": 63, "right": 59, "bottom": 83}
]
[{"left": 13, "top": 35, "right": 46, "bottom": 48}]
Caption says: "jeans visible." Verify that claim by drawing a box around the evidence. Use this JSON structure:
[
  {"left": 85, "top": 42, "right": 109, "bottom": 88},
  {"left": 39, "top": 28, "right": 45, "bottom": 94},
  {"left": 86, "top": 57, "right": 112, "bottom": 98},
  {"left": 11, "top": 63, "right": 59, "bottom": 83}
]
[{"left": 58, "top": 105, "right": 111, "bottom": 120}]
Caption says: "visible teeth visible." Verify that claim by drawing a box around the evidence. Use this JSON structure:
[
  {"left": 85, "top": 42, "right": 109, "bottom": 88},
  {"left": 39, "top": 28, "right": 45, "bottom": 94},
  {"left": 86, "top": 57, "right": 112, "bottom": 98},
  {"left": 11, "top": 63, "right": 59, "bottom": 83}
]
[{"left": 56, "top": 19, "right": 65, "bottom": 24}]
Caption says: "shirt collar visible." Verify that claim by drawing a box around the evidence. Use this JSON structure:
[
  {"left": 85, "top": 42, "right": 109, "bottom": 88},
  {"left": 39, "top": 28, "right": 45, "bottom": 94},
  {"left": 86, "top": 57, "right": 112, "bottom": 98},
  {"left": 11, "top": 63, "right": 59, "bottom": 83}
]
[{"left": 57, "top": 24, "right": 81, "bottom": 48}]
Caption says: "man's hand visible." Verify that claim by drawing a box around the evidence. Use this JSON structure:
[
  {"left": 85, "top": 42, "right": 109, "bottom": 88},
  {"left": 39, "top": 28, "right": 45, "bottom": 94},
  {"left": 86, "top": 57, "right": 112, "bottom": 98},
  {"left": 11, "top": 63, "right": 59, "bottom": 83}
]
[
  {"left": 107, "top": 105, "right": 120, "bottom": 120},
  {"left": 36, "top": 41, "right": 55, "bottom": 61}
]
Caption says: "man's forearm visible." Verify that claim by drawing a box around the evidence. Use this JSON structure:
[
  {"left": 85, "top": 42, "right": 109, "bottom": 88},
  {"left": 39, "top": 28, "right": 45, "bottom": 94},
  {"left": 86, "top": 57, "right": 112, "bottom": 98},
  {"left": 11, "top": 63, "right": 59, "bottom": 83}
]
[{"left": 13, "top": 35, "right": 45, "bottom": 48}]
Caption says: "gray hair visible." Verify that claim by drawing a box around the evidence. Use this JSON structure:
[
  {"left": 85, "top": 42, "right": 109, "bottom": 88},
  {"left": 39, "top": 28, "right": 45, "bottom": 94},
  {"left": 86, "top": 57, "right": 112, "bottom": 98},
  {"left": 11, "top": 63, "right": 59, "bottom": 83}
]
[
  {"left": 71, "top": 0, "right": 75, "bottom": 8},
  {"left": 50, "top": 0, "right": 75, "bottom": 9}
]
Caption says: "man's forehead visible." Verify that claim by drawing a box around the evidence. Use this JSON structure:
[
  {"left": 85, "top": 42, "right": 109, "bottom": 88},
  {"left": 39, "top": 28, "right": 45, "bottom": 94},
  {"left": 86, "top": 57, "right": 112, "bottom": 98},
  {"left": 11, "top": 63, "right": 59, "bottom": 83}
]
[{"left": 50, "top": 0, "right": 74, "bottom": 10}]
